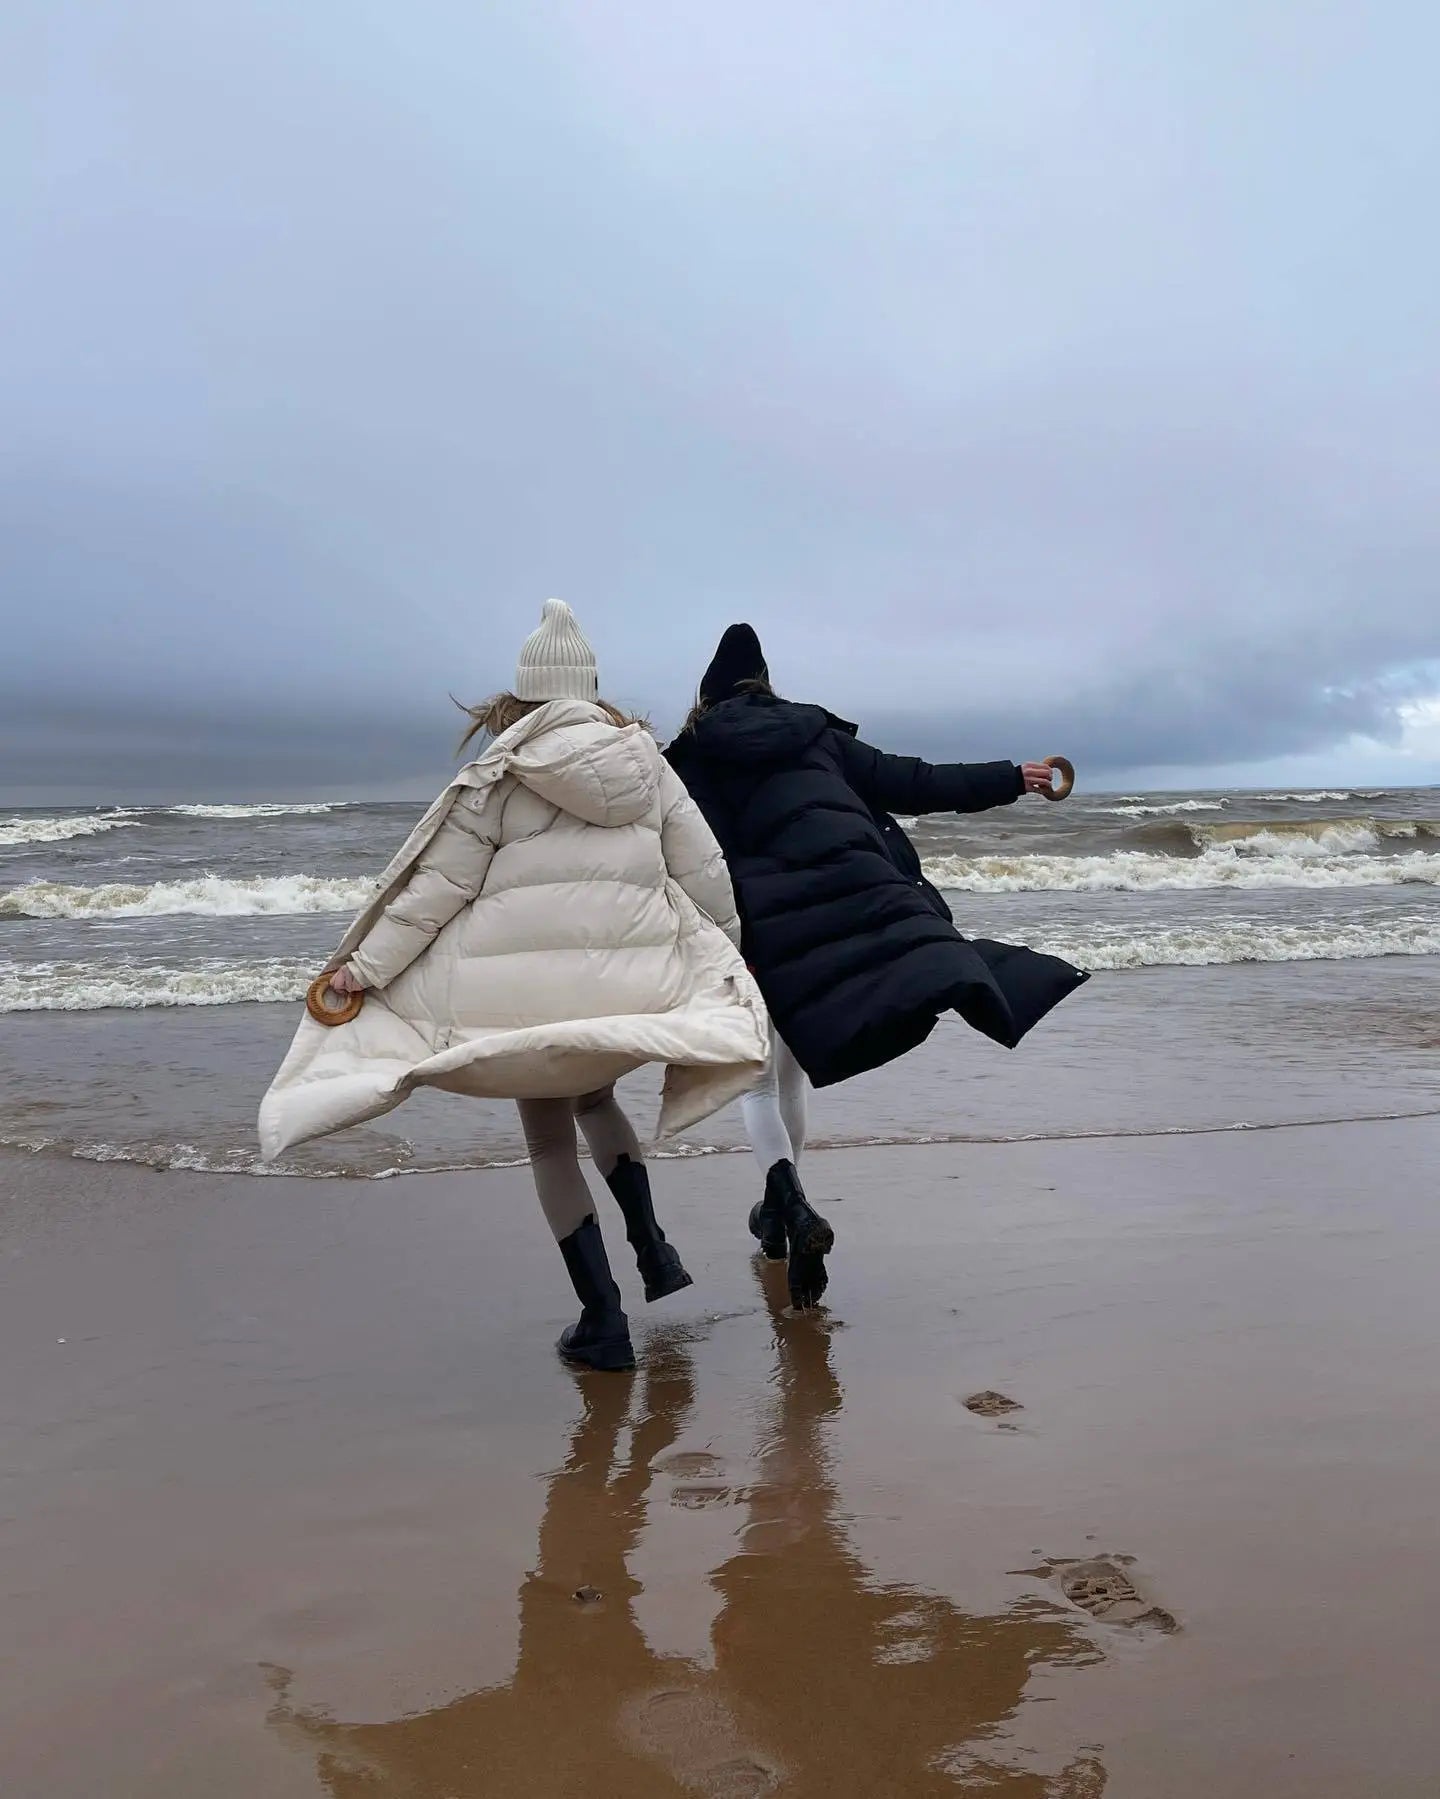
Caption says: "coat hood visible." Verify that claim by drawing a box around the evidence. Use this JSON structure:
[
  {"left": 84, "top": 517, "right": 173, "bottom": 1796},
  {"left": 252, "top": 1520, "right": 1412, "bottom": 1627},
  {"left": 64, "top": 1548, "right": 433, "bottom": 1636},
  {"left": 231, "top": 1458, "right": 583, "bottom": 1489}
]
[
  {"left": 676, "top": 692, "right": 837, "bottom": 766},
  {"left": 506, "top": 711, "right": 660, "bottom": 826}
]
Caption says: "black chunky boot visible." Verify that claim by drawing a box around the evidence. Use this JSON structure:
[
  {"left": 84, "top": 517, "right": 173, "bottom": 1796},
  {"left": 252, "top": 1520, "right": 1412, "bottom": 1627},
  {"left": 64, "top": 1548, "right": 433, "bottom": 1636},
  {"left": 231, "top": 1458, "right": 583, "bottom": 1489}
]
[
  {"left": 605, "top": 1155, "right": 693, "bottom": 1303},
  {"left": 556, "top": 1215, "right": 636, "bottom": 1371},
  {"left": 765, "top": 1159, "right": 835, "bottom": 1310},
  {"left": 747, "top": 1183, "right": 788, "bottom": 1261}
]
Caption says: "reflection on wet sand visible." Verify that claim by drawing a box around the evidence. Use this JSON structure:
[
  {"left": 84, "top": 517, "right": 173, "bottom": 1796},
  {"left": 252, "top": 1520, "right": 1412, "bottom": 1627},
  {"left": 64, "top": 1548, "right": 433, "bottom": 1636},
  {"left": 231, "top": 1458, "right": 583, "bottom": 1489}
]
[{"left": 268, "top": 1264, "right": 1106, "bottom": 1796}]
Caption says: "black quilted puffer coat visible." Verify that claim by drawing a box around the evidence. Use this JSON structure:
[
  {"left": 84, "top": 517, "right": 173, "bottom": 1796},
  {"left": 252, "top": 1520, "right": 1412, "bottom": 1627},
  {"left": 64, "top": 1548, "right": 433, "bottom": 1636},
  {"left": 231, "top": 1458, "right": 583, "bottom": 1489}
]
[{"left": 665, "top": 691, "right": 1087, "bottom": 1087}]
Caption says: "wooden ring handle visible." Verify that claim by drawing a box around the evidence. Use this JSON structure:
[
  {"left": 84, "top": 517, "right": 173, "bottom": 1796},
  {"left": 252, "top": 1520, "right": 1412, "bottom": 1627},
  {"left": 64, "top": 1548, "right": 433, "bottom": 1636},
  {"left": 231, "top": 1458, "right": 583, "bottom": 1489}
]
[
  {"left": 1041, "top": 755, "right": 1075, "bottom": 801},
  {"left": 306, "top": 973, "right": 365, "bottom": 1026}
]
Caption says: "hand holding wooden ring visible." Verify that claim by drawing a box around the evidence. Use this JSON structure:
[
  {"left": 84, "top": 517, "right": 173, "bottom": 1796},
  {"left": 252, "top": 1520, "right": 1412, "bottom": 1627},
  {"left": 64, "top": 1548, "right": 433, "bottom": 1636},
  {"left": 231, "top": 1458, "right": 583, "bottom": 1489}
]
[
  {"left": 1041, "top": 755, "right": 1075, "bottom": 801},
  {"left": 306, "top": 973, "right": 365, "bottom": 1027}
]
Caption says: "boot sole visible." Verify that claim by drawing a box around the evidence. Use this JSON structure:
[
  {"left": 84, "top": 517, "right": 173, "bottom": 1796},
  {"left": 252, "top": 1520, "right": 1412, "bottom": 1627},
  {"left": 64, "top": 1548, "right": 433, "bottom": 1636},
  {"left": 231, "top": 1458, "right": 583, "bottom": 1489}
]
[
  {"left": 643, "top": 1266, "right": 694, "bottom": 1304},
  {"left": 557, "top": 1333, "right": 636, "bottom": 1372},
  {"left": 787, "top": 1213, "right": 834, "bottom": 1310}
]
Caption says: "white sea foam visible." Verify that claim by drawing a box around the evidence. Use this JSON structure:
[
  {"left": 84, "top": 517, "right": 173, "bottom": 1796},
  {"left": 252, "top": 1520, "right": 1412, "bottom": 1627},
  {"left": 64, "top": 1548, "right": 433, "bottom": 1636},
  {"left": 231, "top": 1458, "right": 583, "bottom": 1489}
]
[
  {"left": 1105, "top": 799, "right": 1229, "bottom": 818},
  {"left": 8, "top": 905, "right": 1437, "bottom": 1014},
  {"left": 9, "top": 1109, "right": 1440, "bottom": 1178},
  {"left": 0, "top": 813, "right": 139, "bottom": 847},
  {"left": 1197, "top": 820, "right": 1381, "bottom": 857},
  {"left": 0, "top": 1133, "right": 341, "bottom": 1175},
  {"left": 1192, "top": 818, "right": 1439, "bottom": 856},
  {"left": 1033, "top": 915, "right": 1440, "bottom": 969},
  {"left": 0, "top": 1130, "right": 534, "bottom": 1176},
  {"left": 0, "top": 802, "right": 344, "bottom": 843},
  {"left": 1253, "top": 789, "right": 1389, "bottom": 803},
  {"left": 164, "top": 801, "right": 339, "bottom": 819},
  {"left": 0, "top": 873, "right": 374, "bottom": 919},
  {"left": 0, "top": 957, "right": 313, "bottom": 1011},
  {"left": 923, "top": 845, "right": 1440, "bottom": 893}
]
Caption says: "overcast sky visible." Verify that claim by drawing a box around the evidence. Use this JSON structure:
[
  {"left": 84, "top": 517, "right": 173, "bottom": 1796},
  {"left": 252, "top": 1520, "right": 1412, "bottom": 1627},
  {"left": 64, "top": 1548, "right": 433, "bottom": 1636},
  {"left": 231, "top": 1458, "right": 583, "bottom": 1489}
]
[{"left": 4, "top": 1, "right": 1440, "bottom": 801}]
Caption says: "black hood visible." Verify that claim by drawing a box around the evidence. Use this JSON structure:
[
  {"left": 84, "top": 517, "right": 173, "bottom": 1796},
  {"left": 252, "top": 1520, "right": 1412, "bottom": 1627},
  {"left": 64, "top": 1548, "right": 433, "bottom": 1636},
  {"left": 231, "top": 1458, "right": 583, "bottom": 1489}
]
[{"left": 677, "top": 691, "right": 841, "bottom": 766}]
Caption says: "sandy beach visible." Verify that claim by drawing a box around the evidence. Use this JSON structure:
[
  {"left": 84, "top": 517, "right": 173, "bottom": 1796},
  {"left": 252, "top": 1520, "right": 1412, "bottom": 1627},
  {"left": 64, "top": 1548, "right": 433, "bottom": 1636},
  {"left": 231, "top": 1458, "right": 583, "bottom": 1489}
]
[
  {"left": 4, "top": 1112, "right": 1438, "bottom": 1797},
  {"left": 9, "top": 0, "right": 1440, "bottom": 1784}
]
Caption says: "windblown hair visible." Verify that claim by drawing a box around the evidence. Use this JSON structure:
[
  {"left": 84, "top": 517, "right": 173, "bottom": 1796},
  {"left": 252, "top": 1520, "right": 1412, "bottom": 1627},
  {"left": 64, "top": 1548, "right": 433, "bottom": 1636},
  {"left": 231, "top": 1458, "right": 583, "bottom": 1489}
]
[
  {"left": 454, "top": 692, "right": 646, "bottom": 755},
  {"left": 679, "top": 676, "right": 776, "bottom": 738}
]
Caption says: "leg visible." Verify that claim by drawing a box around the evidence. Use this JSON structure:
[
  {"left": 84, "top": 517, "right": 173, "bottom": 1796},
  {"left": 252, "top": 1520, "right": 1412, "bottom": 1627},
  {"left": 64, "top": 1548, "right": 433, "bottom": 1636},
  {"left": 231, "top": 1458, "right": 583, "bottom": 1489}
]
[
  {"left": 517, "top": 1098, "right": 634, "bottom": 1371},
  {"left": 518, "top": 1097, "right": 594, "bottom": 1242},
  {"left": 573, "top": 1084, "right": 643, "bottom": 1181},
  {"left": 741, "top": 1032, "right": 796, "bottom": 1173},
  {"left": 775, "top": 1034, "right": 810, "bottom": 1165},
  {"left": 574, "top": 1086, "right": 692, "bottom": 1304},
  {"left": 742, "top": 1032, "right": 833, "bottom": 1309},
  {"left": 742, "top": 1032, "right": 794, "bottom": 1257}
]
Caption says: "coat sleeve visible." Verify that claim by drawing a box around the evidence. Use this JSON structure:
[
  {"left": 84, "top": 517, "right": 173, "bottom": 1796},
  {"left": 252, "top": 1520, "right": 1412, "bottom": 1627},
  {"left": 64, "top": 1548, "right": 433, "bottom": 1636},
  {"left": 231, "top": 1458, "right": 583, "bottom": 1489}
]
[
  {"left": 347, "top": 789, "right": 499, "bottom": 989},
  {"left": 658, "top": 763, "right": 742, "bottom": 946},
  {"left": 837, "top": 734, "right": 1024, "bottom": 816}
]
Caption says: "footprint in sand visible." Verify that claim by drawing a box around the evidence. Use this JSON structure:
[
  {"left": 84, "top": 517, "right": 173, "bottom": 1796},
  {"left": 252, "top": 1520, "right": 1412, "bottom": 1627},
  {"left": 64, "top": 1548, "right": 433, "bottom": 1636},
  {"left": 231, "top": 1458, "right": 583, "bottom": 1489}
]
[
  {"left": 1019, "top": 1555, "right": 1178, "bottom": 1634},
  {"left": 657, "top": 1450, "right": 726, "bottom": 1478},
  {"left": 624, "top": 1688, "right": 781, "bottom": 1796},
  {"left": 964, "top": 1390, "right": 1023, "bottom": 1419},
  {"left": 657, "top": 1450, "right": 745, "bottom": 1509},
  {"left": 696, "top": 1756, "right": 779, "bottom": 1799}
]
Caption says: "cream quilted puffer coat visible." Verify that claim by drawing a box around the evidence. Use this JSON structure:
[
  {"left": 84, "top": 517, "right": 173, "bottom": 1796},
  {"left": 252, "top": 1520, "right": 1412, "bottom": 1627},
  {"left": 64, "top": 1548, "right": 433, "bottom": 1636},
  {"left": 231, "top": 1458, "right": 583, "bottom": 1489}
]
[{"left": 258, "top": 701, "right": 769, "bottom": 1159}]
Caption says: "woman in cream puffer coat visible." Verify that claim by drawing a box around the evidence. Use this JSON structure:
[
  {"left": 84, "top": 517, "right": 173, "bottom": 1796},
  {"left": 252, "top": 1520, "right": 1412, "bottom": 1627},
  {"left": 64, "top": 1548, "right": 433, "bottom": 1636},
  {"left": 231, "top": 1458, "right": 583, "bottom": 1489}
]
[{"left": 260, "top": 602, "right": 769, "bottom": 1371}]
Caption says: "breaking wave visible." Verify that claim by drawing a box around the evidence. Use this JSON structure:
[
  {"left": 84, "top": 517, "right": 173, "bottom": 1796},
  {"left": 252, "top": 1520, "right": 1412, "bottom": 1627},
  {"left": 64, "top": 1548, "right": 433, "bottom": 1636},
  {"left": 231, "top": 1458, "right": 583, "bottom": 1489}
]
[
  {"left": 0, "top": 873, "right": 374, "bottom": 919},
  {"left": 1036, "top": 914, "right": 1440, "bottom": 969},
  {"left": 0, "top": 801, "right": 346, "bottom": 844},
  {"left": 8, "top": 907, "right": 1437, "bottom": 1013},
  {"left": 1115, "top": 816, "right": 1439, "bottom": 859},
  {"left": 1192, "top": 818, "right": 1439, "bottom": 855},
  {"left": 1104, "top": 799, "right": 1229, "bottom": 818},
  {"left": 163, "top": 801, "right": 340, "bottom": 819},
  {"left": 1253, "top": 789, "right": 1390, "bottom": 803},
  {"left": 0, "top": 957, "right": 313, "bottom": 1012},
  {"left": 0, "top": 812, "right": 139, "bottom": 847},
  {"left": 924, "top": 843, "right": 1440, "bottom": 893}
]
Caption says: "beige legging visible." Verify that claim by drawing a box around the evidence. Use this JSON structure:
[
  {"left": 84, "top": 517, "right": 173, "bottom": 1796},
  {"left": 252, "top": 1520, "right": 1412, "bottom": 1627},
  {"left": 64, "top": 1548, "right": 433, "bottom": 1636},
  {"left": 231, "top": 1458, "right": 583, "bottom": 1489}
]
[{"left": 517, "top": 1085, "right": 644, "bottom": 1242}]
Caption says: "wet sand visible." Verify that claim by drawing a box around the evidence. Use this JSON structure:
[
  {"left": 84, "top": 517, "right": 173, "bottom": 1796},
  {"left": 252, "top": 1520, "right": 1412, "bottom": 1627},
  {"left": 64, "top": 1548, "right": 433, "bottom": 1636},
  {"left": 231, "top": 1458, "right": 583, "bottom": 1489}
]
[{"left": 3, "top": 1117, "right": 1439, "bottom": 1797}]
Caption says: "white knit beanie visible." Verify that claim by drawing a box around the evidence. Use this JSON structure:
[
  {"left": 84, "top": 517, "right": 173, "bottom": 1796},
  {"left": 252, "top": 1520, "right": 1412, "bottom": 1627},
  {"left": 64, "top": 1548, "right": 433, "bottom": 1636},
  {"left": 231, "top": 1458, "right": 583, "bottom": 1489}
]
[{"left": 514, "top": 599, "right": 599, "bottom": 703}]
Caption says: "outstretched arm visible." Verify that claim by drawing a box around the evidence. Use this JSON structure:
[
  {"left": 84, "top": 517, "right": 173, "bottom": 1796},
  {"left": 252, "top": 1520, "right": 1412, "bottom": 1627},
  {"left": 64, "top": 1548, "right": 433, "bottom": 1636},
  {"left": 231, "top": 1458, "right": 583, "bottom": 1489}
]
[
  {"left": 838, "top": 736, "right": 1030, "bottom": 815},
  {"left": 658, "top": 764, "right": 742, "bottom": 945},
  {"left": 342, "top": 790, "right": 499, "bottom": 990}
]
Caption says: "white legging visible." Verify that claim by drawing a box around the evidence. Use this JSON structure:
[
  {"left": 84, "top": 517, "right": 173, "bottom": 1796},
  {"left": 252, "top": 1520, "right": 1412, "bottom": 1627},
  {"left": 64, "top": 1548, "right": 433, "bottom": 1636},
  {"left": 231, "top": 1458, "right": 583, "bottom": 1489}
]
[
  {"left": 517, "top": 1085, "right": 644, "bottom": 1243},
  {"left": 741, "top": 1028, "right": 809, "bottom": 1174}
]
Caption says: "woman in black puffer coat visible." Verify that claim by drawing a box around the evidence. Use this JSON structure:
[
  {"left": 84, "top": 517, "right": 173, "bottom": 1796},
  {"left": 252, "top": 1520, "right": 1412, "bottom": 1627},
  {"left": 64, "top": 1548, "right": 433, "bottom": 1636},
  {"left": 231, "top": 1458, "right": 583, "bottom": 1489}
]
[{"left": 665, "top": 624, "right": 1088, "bottom": 1307}]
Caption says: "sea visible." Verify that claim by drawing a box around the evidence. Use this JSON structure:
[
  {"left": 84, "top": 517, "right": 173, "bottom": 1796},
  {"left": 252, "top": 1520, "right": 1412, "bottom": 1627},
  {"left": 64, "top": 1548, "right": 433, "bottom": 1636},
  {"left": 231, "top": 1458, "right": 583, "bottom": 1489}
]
[{"left": 2, "top": 786, "right": 1437, "bottom": 1179}]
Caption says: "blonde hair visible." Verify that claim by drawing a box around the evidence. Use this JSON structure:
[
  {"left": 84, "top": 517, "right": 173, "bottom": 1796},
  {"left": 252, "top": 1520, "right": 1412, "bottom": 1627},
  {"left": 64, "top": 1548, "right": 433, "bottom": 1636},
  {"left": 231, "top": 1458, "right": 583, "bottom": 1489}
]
[
  {"left": 454, "top": 692, "right": 647, "bottom": 755},
  {"left": 678, "top": 676, "right": 775, "bottom": 738}
]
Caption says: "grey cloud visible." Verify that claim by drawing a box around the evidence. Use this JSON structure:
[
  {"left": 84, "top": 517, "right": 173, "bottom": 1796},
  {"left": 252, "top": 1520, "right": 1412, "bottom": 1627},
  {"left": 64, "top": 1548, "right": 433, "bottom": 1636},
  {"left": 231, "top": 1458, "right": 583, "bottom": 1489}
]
[{"left": 3, "top": 1, "right": 1439, "bottom": 798}]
